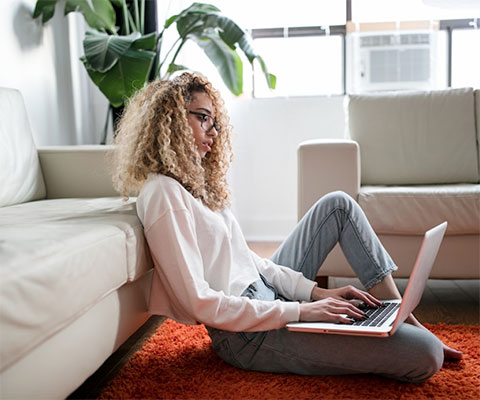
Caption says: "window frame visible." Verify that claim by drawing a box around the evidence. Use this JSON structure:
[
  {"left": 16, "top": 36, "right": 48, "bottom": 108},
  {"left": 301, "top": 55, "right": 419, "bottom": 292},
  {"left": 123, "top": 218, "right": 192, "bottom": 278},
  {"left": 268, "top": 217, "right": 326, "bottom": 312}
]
[
  {"left": 440, "top": 18, "right": 480, "bottom": 87},
  {"left": 251, "top": 26, "right": 347, "bottom": 96},
  {"left": 249, "top": 1, "right": 479, "bottom": 96}
]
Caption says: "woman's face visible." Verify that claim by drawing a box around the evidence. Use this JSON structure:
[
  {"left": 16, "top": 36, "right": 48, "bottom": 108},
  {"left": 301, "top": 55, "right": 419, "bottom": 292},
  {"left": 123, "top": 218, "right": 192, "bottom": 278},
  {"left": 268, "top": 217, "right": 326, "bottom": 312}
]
[{"left": 187, "top": 91, "right": 218, "bottom": 158}]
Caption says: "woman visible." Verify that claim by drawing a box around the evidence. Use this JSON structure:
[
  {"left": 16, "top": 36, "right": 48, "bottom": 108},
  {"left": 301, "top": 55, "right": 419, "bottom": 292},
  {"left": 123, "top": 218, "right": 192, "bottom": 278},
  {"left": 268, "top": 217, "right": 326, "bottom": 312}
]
[{"left": 111, "top": 72, "right": 461, "bottom": 382}]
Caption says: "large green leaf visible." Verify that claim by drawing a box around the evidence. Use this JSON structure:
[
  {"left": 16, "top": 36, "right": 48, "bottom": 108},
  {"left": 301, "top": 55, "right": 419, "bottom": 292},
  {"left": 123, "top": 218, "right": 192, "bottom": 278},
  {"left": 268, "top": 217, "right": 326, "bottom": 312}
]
[
  {"left": 131, "top": 32, "right": 157, "bottom": 50},
  {"left": 173, "top": 8, "right": 253, "bottom": 58},
  {"left": 64, "top": 0, "right": 116, "bottom": 33},
  {"left": 164, "top": 2, "right": 220, "bottom": 29},
  {"left": 177, "top": 13, "right": 243, "bottom": 48},
  {"left": 202, "top": 15, "right": 276, "bottom": 89},
  {"left": 255, "top": 55, "right": 277, "bottom": 89},
  {"left": 32, "top": 0, "right": 59, "bottom": 23},
  {"left": 33, "top": 0, "right": 117, "bottom": 32},
  {"left": 110, "top": 0, "right": 124, "bottom": 7},
  {"left": 83, "top": 31, "right": 141, "bottom": 72},
  {"left": 83, "top": 31, "right": 156, "bottom": 73},
  {"left": 215, "top": 17, "right": 244, "bottom": 49},
  {"left": 82, "top": 45, "right": 155, "bottom": 107},
  {"left": 171, "top": 6, "right": 275, "bottom": 91},
  {"left": 191, "top": 31, "right": 243, "bottom": 95},
  {"left": 91, "top": 0, "right": 116, "bottom": 30}
]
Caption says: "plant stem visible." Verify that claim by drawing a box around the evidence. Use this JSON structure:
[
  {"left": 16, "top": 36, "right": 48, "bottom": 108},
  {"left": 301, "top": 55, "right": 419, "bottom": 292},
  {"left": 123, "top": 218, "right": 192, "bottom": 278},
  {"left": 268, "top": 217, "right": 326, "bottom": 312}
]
[
  {"left": 157, "top": 9, "right": 204, "bottom": 76},
  {"left": 133, "top": 0, "right": 140, "bottom": 34},
  {"left": 157, "top": 36, "right": 183, "bottom": 77},
  {"left": 165, "top": 39, "right": 187, "bottom": 78},
  {"left": 155, "top": 0, "right": 173, "bottom": 76},
  {"left": 140, "top": 0, "right": 145, "bottom": 34},
  {"left": 122, "top": 0, "right": 130, "bottom": 35},
  {"left": 153, "top": 34, "right": 163, "bottom": 79},
  {"left": 128, "top": 11, "right": 138, "bottom": 32}
]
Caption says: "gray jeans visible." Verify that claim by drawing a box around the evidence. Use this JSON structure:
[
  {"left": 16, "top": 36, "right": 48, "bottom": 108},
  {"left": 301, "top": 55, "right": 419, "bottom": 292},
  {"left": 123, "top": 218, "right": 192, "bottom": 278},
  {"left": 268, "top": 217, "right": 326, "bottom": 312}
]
[{"left": 207, "top": 191, "right": 444, "bottom": 382}]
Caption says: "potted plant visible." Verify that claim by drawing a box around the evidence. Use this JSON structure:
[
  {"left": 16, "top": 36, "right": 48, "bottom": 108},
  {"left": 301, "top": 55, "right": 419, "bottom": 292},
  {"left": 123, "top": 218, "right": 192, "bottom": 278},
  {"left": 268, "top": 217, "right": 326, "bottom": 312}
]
[{"left": 33, "top": 0, "right": 276, "bottom": 109}]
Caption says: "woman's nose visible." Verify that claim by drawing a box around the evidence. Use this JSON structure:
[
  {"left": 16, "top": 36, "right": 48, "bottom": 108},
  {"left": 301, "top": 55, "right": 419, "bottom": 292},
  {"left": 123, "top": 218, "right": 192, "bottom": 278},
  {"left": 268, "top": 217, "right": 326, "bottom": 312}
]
[{"left": 208, "top": 127, "right": 218, "bottom": 138}]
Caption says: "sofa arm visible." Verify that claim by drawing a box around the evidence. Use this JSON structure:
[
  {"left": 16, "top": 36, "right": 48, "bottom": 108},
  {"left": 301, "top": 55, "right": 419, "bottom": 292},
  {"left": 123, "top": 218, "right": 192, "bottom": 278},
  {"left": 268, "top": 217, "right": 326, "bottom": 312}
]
[
  {"left": 297, "top": 139, "right": 360, "bottom": 220},
  {"left": 38, "top": 145, "right": 119, "bottom": 199}
]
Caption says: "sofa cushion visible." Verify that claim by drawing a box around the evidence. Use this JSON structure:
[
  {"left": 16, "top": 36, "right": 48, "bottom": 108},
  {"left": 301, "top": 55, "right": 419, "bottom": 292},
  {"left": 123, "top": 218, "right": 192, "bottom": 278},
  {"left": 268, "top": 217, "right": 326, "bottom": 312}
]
[
  {"left": 0, "top": 197, "right": 152, "bottom": 371},
  {"left": 358, "top": 184, "right": 480, "bottom": 235},
  {"left": 349, "top": 87, "right": 479, "bottom": 185},
  {"left": 0, "top": 88, "right": 46, "bottom": 207}
]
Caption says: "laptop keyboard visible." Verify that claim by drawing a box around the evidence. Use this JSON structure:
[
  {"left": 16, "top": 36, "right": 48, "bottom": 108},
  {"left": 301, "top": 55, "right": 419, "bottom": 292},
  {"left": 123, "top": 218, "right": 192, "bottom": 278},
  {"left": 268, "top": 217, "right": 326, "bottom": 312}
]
[{"left": 351, "top": 302, "right": 400, "bottom": 327}]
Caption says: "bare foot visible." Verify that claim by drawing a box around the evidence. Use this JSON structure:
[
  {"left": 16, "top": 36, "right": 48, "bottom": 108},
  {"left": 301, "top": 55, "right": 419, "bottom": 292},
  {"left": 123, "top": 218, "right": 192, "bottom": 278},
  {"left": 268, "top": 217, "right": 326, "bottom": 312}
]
[
  {"left": 406, "top": 314, "right": 463, "bottom": 361},
  {"left": 443, "top": 344, "right": 463, "bottom": 360}
]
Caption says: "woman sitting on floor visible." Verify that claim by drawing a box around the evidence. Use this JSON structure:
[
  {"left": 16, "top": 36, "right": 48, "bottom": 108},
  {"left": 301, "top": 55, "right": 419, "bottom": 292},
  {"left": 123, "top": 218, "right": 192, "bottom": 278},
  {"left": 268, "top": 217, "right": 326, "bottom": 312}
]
[{"left": 111, "top": 72, "right": 461, "bottom": 383}]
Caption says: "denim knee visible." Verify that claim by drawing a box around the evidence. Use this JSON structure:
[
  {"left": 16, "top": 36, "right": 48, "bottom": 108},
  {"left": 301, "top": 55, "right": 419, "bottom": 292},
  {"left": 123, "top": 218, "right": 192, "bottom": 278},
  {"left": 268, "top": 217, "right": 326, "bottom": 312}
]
[
  {"left": 320, "top": 191, "right": 353, "bottom": 206},
  {"left": 416, "top": 339, "right": 443, "bottom": 382},
  {"left": 312, "top": 191, "right": 355, "bottom": 216},
  {"left": 403, "top": 330, "right": 444, "bottom": 383}
]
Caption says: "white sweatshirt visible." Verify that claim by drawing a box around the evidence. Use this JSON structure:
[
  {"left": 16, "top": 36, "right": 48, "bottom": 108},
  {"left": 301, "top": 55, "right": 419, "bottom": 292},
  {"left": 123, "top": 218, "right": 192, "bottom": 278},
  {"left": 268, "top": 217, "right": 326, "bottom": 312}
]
[{"left": 136, "top": 174, "right": 316, "bottom": 332}]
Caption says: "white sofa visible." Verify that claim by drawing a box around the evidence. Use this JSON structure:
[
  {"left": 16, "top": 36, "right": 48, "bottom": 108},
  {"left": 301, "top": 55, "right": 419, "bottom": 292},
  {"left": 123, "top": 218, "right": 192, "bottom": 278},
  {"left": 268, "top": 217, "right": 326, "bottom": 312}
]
[
  {"left": 0, "top": 88, "right": 153, "bottom": 399},
  {"left": 298, "top": 87, "right": 480, "bottom": 281}
]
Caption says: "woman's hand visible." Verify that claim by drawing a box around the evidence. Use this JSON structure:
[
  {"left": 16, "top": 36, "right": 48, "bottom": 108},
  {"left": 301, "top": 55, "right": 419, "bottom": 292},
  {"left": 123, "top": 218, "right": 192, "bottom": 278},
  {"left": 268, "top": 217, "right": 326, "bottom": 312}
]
[
  {"left": 299, "top": 285, "right": 384, "bottom": 324},
  {"left": 311, "top": 285, "right": 383, "bottom": 308},
  {"left": 299, "top": 297, "right": 367, "bottom": 324}
]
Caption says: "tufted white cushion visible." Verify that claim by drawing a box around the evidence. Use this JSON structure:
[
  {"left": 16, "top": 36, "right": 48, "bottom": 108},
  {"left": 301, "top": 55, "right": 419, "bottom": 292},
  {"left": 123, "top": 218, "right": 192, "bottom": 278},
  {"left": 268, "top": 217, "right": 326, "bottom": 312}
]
[
  {"left": 0, "top": 88, "right": 46, "bottom": 207},
  {"left": 349, "top": 88, "right": 479, "bottom": 185}
]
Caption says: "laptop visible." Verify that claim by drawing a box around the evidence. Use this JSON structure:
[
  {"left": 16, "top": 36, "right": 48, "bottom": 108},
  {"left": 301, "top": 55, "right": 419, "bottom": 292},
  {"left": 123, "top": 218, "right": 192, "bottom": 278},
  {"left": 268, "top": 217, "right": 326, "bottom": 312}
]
[{"left": 286, "top": 221, "right": 447, "bottom": 337}]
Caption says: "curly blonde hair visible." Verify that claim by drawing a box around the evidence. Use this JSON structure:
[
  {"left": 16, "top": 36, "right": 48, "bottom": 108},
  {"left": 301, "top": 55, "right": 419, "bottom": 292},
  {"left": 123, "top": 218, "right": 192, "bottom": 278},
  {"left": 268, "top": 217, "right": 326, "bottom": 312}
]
[{"left": 110, "top": 72, "right": 233, "bottom": 211}]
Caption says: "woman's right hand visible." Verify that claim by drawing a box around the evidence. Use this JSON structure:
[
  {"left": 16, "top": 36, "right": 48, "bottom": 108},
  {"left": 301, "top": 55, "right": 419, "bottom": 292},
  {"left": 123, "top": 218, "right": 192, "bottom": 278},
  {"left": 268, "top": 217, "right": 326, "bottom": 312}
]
[{"left": 299, "top": 297, "right": 367, "bottom": 324}]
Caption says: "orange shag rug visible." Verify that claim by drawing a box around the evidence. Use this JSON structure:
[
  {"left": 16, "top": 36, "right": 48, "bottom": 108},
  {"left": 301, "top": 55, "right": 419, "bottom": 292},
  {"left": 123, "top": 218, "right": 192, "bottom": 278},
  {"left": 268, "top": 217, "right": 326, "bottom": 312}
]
[{"left": 99, "top": 320, "right": 480, "bottom": 400}]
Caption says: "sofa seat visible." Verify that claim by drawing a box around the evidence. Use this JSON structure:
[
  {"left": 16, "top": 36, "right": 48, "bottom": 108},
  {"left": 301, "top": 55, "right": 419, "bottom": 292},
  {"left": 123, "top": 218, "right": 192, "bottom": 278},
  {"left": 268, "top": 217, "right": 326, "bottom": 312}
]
[
  {"left": 297, "top": 87, "right": 480, "bottom": 281},
  {"left": 359, "top": 184, "right": 480, "bottom": 235},
  {"left": 0, "top": 197, "right": 152, "bottom": 373}
]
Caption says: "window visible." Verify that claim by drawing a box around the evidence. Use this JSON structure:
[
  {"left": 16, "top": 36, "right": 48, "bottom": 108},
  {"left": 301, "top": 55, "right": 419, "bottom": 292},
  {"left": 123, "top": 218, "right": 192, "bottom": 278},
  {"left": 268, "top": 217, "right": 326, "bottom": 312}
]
[
  {"left": 211, "top": 0, "right": 346, "bottom": 29},
  {"left": 253, "top": 35, "right": 344, "bottom": 97},
  {"left": 352, "top": 0, "right": 480, "bottom": 22},
  {"left": 247, "top": 0, "right": 480, "bottom": 96},
  {"left": 245, "top": 0, "right": 346, "bottom": 97},
  {"left": 452, "top": 28, "right": 480, "bottom": 88}
]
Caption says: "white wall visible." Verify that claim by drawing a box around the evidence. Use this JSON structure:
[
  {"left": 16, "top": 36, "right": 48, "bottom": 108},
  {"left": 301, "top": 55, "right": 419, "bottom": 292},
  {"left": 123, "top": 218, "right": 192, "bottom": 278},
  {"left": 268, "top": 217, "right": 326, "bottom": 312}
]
[
  {"left": 228, "top": 96, "right": 346, "bottom": 241},
  {"left": 1, "top": 0, "right": 72, "bottom": 145},
  {"left": 0, "top": 0, "right": 108, "bottom": 146}
]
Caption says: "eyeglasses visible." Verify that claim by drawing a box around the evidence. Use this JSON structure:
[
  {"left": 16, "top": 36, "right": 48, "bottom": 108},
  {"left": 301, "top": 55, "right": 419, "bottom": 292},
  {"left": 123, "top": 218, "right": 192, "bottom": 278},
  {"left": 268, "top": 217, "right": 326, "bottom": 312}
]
[{"left": 188, "top": 111, "right": 220, "bottom": 133}]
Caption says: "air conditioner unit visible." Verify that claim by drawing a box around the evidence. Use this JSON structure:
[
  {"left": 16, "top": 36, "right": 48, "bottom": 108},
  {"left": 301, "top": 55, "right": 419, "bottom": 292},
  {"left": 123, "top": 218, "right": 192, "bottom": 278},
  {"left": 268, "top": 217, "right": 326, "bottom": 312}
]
[{"left": 347, "top": 30, "right": 440, "bottom": 93}]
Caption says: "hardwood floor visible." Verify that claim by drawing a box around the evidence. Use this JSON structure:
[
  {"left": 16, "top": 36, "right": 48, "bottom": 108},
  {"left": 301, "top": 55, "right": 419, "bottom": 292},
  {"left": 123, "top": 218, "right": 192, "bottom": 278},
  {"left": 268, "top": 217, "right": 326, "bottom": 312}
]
[{"left": 69, "top": 241, "right": 479, "bottom": 399}]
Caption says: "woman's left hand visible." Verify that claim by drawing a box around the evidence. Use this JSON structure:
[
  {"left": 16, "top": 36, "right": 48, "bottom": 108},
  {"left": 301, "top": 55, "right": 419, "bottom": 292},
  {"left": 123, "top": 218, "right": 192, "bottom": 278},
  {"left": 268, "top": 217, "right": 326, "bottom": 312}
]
[{"left": 311, "top": 285, "right": 383, "bottom": 308}]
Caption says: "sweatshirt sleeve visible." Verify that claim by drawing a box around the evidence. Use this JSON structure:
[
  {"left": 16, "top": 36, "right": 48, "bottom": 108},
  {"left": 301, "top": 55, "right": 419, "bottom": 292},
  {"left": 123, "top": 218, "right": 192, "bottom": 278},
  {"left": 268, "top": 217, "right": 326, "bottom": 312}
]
[
  {"left": 249, "top": 250, "right": 317, "bottom": 302},
  {"left": 145, "top": 209, "right": 301, "bottom": 331}
]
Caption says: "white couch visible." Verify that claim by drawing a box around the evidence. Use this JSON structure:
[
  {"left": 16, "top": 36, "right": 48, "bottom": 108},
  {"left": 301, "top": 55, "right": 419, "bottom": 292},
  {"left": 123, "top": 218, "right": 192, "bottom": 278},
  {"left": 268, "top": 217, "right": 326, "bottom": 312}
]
[
  {"left": 298, "top": 87, "right": 480, "bottom": 281},
  {"left": 0, "top": 88, "right": 153, "bottom": 399}
]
